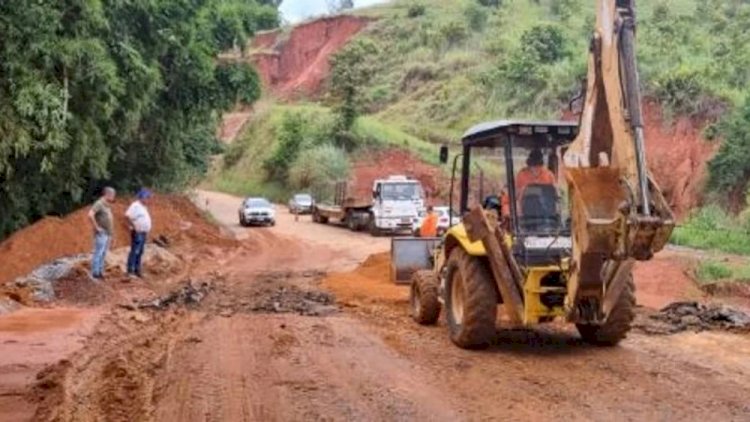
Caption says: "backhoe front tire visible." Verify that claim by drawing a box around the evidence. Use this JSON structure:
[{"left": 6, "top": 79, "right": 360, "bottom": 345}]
[
  {"left": 410, "top": 270, "right": 441, "bottom": 325},
  {"left": 445, "top": 249, "right": 497, "bottom": 349},
  {"left": 576, "top": 276, "right": 636, "bottom": 346}
]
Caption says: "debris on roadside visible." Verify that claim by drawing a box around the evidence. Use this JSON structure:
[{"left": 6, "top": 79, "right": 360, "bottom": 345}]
[
  {"left": 635, "top": 301, "right": 750, "bottom": 335},
  {"left": 206, "top": 271, "right": 338, "bottom": 317},
  {"left": 700, "top": 281, "right": 750, "bottom": 299},
  {"left": 122, "top": 279, "right": 213, "bottom": 311},
  {"left": 248, "top": 286, "right": 336, "bottom": 316},
  {"left": 12, "top": 255, "right": 88, "bottom": 302}
]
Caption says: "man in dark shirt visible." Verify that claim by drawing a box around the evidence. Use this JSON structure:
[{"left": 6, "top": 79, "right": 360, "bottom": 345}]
[{"left": 88, "top": 187, "right": 116, "bottom": 279}]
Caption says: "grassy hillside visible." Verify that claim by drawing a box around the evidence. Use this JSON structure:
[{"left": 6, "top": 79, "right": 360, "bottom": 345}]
[
  {"left": 205, "top": 103, "right": 440, "bottom": 201},
  {"left": 351, "top": 0, "right": 748, "bottom": 143},
  {"left": 212, "top": 0, "right": 750, "bottom": 254}
]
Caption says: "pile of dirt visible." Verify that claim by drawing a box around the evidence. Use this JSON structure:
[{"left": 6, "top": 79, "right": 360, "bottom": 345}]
[
  {"left": 701, "top": 281, "right": 750, "bottom": 299},
  {"left": 350, "top": 149, "right": 446, "bottom": 205},
  {"left": 323, "top": 252, "right": 408, "bottom": 307},
  {"left": 52, "top": 266, "right": 115, "bottom": 307},
  {"left": 0, "top": 194, "right": 231, "bottom": 286},
  {"left": 635, "top": 301, "right": 750, "bottom": 335},
  {"left": 251, "top": 15, "right": 369, "bottom": 98}
]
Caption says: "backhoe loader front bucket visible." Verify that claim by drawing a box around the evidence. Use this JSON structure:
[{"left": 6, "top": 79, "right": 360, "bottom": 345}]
[{"left": 390, "top": 237, "right": 441, "bottom": 284}]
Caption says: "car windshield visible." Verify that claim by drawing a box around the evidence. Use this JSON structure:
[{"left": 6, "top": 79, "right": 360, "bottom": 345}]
[
  {"left": 246, "top": 198, "right": 271, "bottom": 208},
  {"left": 294, "top": 194, "right": 312, "bottom": 202},
  {"left": 381, "top": 183, "right": 423, "bottom": 201}
]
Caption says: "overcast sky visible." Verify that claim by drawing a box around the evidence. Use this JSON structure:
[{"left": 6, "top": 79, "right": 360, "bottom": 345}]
[{"left": 279, "top": 0, "right": 390, "bottom": 23}]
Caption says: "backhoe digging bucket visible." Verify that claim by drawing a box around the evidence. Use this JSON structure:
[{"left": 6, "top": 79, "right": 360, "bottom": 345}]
[{"left": 390, "top": 237, "right": 441, "bottom": 284}]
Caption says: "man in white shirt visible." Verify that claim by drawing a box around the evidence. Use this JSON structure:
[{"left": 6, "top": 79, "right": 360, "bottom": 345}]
[{"left": 125, "top": 188, "right": 153, "bottom": 278}]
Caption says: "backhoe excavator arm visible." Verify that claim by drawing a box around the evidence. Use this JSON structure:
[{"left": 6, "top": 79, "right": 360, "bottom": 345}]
[{"left": 563, "top": 0, "right": 674, "bottom": 323}]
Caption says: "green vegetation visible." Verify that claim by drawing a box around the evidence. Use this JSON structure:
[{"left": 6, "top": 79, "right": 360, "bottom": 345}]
[
  {"left": 672, "top": 206, "right": 750, "bottom": 255},
  {"left": 350, "top": 0, "right": 750, "bottom": 203},
  {"left": 329, "top": 38, "right": 380, "bottom": 149},
  {"left": 207, "top": 104, "right": 432, "bottom": 201},
  {"left": 695, "top": 260, "right": 734, "bottom": 283},
  {"left": 694, "top": 259, "right": 750, "bottom": 285},
  {"left": 289, "top": 145, "right": 350, "bottom": 200},
  {"left": 0, "top": 0, "right": 277, "bottom": 238}
]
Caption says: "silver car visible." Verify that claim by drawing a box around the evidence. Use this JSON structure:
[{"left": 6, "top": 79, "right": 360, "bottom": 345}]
[
  {"left": 239, "top": 197, "right": 276, "bottom": 227},
  {"left": 288, "top": 193, "right": 314, "bottom": 214}
]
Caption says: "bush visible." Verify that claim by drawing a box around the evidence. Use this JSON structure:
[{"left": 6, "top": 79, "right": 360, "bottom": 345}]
[
  {"left": 708, "top": 97, "right": 750, "bottom": 197},
  {"left": 407, "top": 2, "right": 426, "bottom": 18},
  {"left": 288, "top": 144, "right": 350, "bottom": 201},
  {"left": 520, "top": 24, "right": 568, "bottom": 64},
  {"left": 671, "top": 205, "right": 750, "bottom": 255},
  {"left": 696, "top": 260, "right": 733, "bottom": 283},
  {"left": 439, "top": 19, "right": 469, "bottom": 48},
  {"left": 551, "top": 0, "right": 579, "bottom": 21},
  {"left": 477, "top": 0, "right": 502, "bottom": 7},
  {"left": 651, "top": 67, "right": 717, "bottom": 116},
  {"left": 263, "top": 111, "right": 307, "bottom": 181},
  {"left": 464, "top": 2, "right": 488, "bottom": 32}
]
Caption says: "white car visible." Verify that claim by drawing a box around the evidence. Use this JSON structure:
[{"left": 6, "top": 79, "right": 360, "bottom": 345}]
[
  {"left": 239, "top": 197, "right": 276, "bottom": 227},
  {"left": 412, "top": 206, "right": 461, "bottom": 236}
]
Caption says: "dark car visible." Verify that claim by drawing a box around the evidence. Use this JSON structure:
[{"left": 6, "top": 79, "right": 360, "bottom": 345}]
[
  {"left": 288, "top": 193, "right": 314, "bottom": 214},
  {"left": 239, "top": 197, "right": 276, "bottom": 227}
]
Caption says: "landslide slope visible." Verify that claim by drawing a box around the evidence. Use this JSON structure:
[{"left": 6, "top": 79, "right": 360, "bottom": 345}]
[
  {"left": 345, "top": 0, "right": 746, "bottom": 216},
  {"left": 218, "top": 0, "right": 749, "bottom": 216}
]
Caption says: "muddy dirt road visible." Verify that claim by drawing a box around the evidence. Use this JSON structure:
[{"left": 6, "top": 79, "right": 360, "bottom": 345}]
[{"left": 3, "top": 191, "right": 750, "bottom": 421}]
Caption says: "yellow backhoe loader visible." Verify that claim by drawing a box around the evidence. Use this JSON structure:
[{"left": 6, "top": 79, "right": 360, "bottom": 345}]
[{"left": 397, "top": 0, "right": 674, "bottom": 348}]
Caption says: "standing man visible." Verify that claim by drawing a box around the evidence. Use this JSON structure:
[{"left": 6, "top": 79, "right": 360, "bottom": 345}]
[
  {"left": 89, "top": 186, "right": 116, "bottom": 280},
  {"left": 126, "top": 188, "right": 152, "bottom": 278},
  {"left": 419, "top": 205, "right": 439, "bottom": 238}
]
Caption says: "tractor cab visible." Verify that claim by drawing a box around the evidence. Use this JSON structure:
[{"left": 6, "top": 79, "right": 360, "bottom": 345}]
[{"left": 454, "top": 120, "right": 579, "bottom": 267}]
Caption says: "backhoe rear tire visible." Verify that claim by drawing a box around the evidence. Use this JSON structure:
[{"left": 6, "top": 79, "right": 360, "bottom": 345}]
[
  {"left": 445, "top": 248, "right": 497, "bottom": 349},
  {"left": 410, "top": 270, "right": 441, "bottom": 325},
  {"left": 576, "top": 276, "right": 636, "bottom": 346}
]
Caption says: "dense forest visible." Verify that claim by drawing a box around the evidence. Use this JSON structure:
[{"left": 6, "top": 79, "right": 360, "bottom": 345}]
[{"left": 0, "top": 0, "right": 279, "bottom": 237}]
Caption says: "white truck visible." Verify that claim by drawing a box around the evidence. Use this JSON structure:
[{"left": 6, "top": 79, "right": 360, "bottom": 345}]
[{"left": 312, "top": 175, "right": 425, "bottom": 236}]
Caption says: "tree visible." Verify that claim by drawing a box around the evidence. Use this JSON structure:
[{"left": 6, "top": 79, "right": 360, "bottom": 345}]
[
  {"left": 708, "top": 97, "right": 750, "bottom": 202},
  {"left": 328, "top": 0, "right": 355, "bottom": 13},
  {"left": 328, "top": 38, "right": 379, "bottom": 148},
  {"left": 0, "top": 0, "right": 278, "bottom": 238},
  {"left": 288, "top": 144, "right": 350, "bottom": 200},
  {"left": 264, "top": 111, "right": 307, "bottom": 182}
]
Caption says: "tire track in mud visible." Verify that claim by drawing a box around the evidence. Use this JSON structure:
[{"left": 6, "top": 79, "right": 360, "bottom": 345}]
[{"left": 32, "top": 307, "right": 196, "bottom": 421}]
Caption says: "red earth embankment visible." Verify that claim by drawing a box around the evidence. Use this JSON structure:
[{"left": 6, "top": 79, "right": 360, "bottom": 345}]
[
  {"left": 563, "top": 100, "right": 717, "bottom": 218},
  {"left": 251, "top": 15, "right": 369, "bottom": 98},
  {"left": 642, "top": 100, "right": 718, "bottom": 218}
]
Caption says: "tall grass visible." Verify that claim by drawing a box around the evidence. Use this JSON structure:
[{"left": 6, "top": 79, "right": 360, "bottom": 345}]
[
  {"left": 671, "top": 205, "right": 750, "bottom": 255},
  {"left": 207, "top": 103, "right": 444, "bottom": 199}
]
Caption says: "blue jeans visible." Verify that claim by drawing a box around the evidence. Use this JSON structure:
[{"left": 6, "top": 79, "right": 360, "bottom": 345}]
[
  {"left": 127, "top": 231, "right": 147, "bottom": 275},
  {"left": 91, "top": 232, "right": 111, "bottom": 277}
]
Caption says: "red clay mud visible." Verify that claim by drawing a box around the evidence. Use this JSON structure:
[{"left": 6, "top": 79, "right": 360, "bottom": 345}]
[
  {"left": 251, "top": 16, "right": 369, "bottom": 97},
  {"left": 562, "top": 100, "right": 717, "bottom": 219},
  {"left": 0, "top": 195, "right": 230, "bottom": 286}
]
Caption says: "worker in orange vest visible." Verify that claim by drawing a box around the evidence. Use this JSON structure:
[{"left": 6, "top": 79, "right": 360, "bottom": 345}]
[
  {"left": 516, "top": 148, "right": 556, "bottom": 198},
  {"left": 420, "top": 205, "right": 439, "bottom": 237}
]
